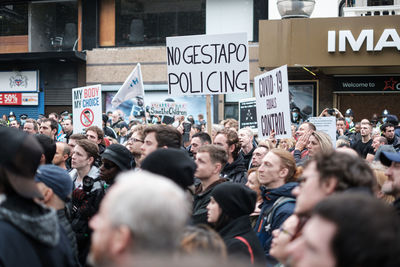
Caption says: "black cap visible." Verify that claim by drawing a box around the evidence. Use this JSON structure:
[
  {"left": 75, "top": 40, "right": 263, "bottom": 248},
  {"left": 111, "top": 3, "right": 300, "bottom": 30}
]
[
  {"left": 102, "top": 144, "right": 133, "bottom": 170},
  {"left": 0, "top": 128, "right": 43, "bottom": 199},
  {"left": 141, "top": 148, "right": 196, "bottom": 189},
  {"left": 211, "top": 183, "right": 256, "bottom": 219},
  {"left": 20, "top": 114, "right": 28, "bottom": 120}
]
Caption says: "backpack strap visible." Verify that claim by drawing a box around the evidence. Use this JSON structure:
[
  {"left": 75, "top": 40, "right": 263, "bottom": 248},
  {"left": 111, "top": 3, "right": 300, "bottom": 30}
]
[
  {"left": 234, "top": 236, "right": 254, "bottom": 265},
  {"left": 264, "top": 196, "right": 295, "bottom": 233}
]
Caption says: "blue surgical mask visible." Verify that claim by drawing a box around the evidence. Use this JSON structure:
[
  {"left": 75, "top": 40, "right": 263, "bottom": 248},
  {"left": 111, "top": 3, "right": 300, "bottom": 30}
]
[
  {"left": 345, "top": 117, "right": 351, "bottom": 123},
  {"left": 9, "top": 117, "right": 15, "bottom": 122},
  {"left": 383, "top": 117, "right": 387, "bottom": 123},
  {"left": 292, "top": 112, "right": 299, "bottom": 119},
  {"left": 20, "top": 120, "right": 26, "bottom": 124}
]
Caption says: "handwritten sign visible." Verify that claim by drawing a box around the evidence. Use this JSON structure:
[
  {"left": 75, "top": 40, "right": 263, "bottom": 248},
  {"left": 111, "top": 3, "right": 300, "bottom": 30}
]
[{"left": 166, "top": 33, "right": 249, "bottom": 96}]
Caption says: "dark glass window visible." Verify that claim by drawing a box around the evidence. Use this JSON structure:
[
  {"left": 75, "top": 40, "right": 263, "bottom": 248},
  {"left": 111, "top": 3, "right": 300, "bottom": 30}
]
[
  {"left": 116, "top": 0, "right": 206, "bottom": 46},
  {"left": 30, "top": 0, "right": 78, "bottom": 52},
  {"left": 368, "top": 0, "right": 394, "bottom": 5},
  {"left": 0, "top": 4, "right": 28, "bottom": 36},
  {"left": 253, "top": 0, "right": 268, "bottom": 42}
]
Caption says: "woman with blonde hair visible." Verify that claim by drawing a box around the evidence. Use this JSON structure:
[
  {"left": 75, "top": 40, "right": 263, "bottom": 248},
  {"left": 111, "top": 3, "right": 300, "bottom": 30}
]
[{"left": 278, "top": 138, "right": 296, "bottom": 151}]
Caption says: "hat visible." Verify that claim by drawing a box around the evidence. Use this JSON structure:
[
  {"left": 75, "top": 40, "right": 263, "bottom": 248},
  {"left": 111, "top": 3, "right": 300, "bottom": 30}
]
[
  {"left": 9, "top": 111, "right": 15, "bottom": 117},
  {"left": 386, "top": 115, "right": 399, "bottom": 125},
  {"left": 141, "top": 148, "right": 196, "bottom": 189},
  {"left": 345, "top": 108, "right": 354, "bottom": 117},
  {"left": 380, "top": 151, "right": 400, "bottom": 167},
  {"left": 19, "top": 114, "right": 28, "bottom": 120},
  {"left": 211, "top": 183, "right": 256, "bottom": 219},
  {"left": 60, "top": 110, "right": 69, "bottom": 116},
  {"left": 35, "top": 164, "right": 72, "bottom": 202},
  {"left": 0, "top": 127, "right": 43, "bottom": 199},
  {"left": 101, "top": 144, "right": 133, "bottom": 170},
  {"left": 375, "top": 145, "right": 397, "bottom": 162}
]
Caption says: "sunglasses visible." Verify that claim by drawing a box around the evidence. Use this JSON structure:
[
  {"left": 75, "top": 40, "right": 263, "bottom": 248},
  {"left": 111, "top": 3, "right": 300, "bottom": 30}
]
[{"left": 102, "top": 162, "right": 117, "bottom": 170}]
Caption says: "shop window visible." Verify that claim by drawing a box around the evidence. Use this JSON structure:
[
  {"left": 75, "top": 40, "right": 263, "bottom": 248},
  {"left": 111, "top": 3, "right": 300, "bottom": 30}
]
[
  {"left": 30, "top": 0, "right": 78, "bottom": 52},
  {"left": 0, "top": 4, "right": 28, "bottom": 36},
  {"left": 116, "top": 0, "right": 206, "bottom": 46}
]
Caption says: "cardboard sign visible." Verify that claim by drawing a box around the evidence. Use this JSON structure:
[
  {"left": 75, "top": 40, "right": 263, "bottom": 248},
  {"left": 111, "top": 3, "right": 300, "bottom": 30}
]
[
  {"left": 239, "top": 98, "right": 257, "bottom": 132},
  {"left": 166, "top": 32, "right": 249, "bottom": 96},
  {"left": 308, "top": 117, "right": 337, "bottom": 147},
  {"left": 149, "top": 102, "right": 188, "bottom": 117},
  {"left": 255, "top": 65, "right": 291, "bottom": 139},
  {"left": 72, "top": 85, "right": 102, "bottom": 134}
]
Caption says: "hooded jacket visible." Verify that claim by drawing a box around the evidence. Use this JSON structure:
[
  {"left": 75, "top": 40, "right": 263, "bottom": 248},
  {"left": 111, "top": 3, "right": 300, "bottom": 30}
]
[
  {"left": 221, "top": 153, "right": 248, "bottom": 184},
  {"left": 211, "top": 183, "right": 265, "bottom": 265},
  {"left": 0, "top": 195, "right": 75, "bottom": 267},
  {"left": 192, "top": 178, "right": 228, "bottom": 225},
  {"left": 254, "top": 182, "right": 297, "bottom": 265}
]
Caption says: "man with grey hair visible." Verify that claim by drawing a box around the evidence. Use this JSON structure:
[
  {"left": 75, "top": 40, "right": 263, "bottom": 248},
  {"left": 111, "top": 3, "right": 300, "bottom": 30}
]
[
  {"left": 88, "top": 170, "right": 189, "bottom": 266},
  {"left": 238, "top": 127, "right": 255, "bottom": 169}
]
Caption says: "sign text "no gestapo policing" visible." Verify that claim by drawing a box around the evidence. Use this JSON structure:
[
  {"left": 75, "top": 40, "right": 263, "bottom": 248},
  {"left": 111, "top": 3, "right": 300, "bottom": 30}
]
[{"left": 166, "top": 33, "right": 250, "bottom": 96}]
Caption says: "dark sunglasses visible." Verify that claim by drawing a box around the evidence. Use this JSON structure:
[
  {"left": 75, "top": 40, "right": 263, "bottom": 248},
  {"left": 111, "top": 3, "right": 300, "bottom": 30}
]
[{"left": 102, "top": 161, "right": 117, "bottom": 170}]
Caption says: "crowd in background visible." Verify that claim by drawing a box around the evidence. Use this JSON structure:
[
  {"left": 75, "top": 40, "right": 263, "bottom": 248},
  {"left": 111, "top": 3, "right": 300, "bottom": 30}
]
[{"left": 0, "top": 106, "right": 400, "bottom": 267}]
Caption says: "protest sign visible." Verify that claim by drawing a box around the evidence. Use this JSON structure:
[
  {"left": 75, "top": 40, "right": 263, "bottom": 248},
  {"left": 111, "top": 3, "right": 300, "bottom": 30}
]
[
  {"left": 239, "top": 98, "right": 257, "bottom": 132},
  {"left": 308, "top": 116, "right": 337, "bottom": 147},
  {"left": 166, "top": 32, "right": 249, "bottom": 96},
  {"left": 72, "top": 84, "right": 102, "bottom": 134},
  {"left": 255, "top": 65, "right": 291, "bottom": 139},
  {"left": 149, "top": 101, "right": 188, "bottom": 117}
]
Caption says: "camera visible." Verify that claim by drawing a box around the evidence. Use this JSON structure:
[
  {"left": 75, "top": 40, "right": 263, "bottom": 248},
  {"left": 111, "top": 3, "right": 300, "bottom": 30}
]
[
  {"left": 82, "top": 176, "right": 98, "bottom": 193},
  {"left": 327, "top": 108, "right": 336, "bottom": 116}
]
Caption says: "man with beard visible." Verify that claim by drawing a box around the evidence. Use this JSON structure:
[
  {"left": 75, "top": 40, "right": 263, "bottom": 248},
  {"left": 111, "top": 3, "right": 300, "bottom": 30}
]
[
  {"left": 381, "top": 123, "right": 400, "bottom": 152},
  {"left": 380, "top": 150, "right": 400, "bottom": 216},
  {"left": 214, "top": 129, "right": 247, "bottom": 184}
]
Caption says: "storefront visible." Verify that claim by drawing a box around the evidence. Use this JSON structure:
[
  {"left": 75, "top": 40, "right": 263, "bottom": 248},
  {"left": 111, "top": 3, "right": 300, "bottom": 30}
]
[{"left": 259, "top": 15, "right": 400, "bottom": 121}]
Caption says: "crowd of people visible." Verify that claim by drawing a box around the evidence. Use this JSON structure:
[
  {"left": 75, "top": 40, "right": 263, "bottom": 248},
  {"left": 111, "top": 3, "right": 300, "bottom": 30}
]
[{"left": 0, "top": 107, "right": 400, "bottom": 267}]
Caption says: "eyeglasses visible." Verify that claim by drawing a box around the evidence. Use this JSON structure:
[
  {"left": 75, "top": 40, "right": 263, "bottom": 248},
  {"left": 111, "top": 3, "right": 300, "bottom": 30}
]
[
  {"left": 129, "top": 137, "right": 144, "bottom": 143},
  {"left": 279, "top": 226, "right": 294, "bottom": 237},
  {"left": 102, "top": 162, "right": 117, "bottom": 170}
]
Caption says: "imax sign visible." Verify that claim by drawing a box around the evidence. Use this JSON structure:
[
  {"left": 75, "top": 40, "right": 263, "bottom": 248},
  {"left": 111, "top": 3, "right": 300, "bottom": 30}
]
[{"left": 328, "top": 29, "right": 400, "bottom": 52}]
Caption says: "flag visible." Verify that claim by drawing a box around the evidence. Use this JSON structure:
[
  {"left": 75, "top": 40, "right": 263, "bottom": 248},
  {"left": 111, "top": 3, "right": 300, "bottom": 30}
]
[{"left": 111, "top": 63, "right": 144, "bottom": 108}]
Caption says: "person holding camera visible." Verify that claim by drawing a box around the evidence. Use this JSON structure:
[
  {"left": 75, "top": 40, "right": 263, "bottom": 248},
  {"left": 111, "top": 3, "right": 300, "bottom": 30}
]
[{"left": 69, "top": 139, "right": 104, "bottom": 266}]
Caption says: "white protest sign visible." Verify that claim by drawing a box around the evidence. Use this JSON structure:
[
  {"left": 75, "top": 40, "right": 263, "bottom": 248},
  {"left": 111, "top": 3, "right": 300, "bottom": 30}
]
[
  {"left": 72, "top": 84, "right": 102, "bottom": 134},
  {"left": 255, "top": 65, "right": 291, "bottom": 139},
  {"left": 166, "top": 32, "right": 249, "bottom": 96},
  {"left": 308, "top": 117, "right": 337, "bottom": 147},
  {"left": 149, "top": 101, "right": 188, "bottom": 117}
]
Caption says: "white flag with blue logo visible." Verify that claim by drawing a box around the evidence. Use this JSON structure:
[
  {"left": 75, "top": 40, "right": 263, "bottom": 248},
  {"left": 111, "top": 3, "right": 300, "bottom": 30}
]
[{"left": 111, "top": 63, "right": 144, "bottom": 108}]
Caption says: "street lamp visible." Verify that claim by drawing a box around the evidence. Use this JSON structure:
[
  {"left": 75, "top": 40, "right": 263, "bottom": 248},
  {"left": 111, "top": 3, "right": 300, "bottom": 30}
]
[{"left": 277, "top": 0, "right": 316, "bottom": 19}]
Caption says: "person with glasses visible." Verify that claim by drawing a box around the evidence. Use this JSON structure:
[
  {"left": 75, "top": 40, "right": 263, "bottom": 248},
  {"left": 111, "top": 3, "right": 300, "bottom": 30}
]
[
  {"left": 100, "top": 144, "right": 133, "bottom": 190},
  {"left": 126, "top": 124, "right": 146, "bottom": 167},
  {"left": 269, "top": 215, "right": 299, "bottom": 267}
]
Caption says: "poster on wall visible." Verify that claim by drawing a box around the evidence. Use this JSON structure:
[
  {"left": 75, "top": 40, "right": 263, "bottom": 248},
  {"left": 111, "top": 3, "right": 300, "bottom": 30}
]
[
  {"left": 0, "top": 71, "right": 38, "bottom": 92},
  {"left": 239, "top": 98, "right": 257, "bottom": 132},
  {"left": 149, "top": 101, "right": 188, "bottom": 117},
  {"left": 166, "top": 32, "right": 249, "bottom": 96},
  {"left": 255, "top": 65, "right": 291, "bottom": 140},
  {"left": 72, "top": 84, "right": 102, "bottom": 134}
]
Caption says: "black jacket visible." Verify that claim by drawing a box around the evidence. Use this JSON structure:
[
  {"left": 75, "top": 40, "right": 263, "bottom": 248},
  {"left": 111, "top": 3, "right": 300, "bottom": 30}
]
[
  {"left": 191, "top": 178, "right": 227, "bottom": 225},
  {"left": 219, "top": 215, "right": 265, "bottom": 265},
  {"left": 0, "top": 195, "right": 75, "bottom": 267},
  {"left": 221, "top": 154, "right": 248, "bottom": 184}
]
